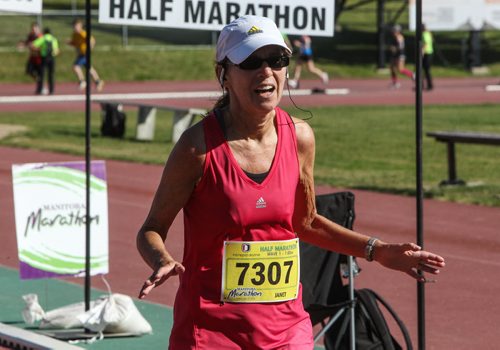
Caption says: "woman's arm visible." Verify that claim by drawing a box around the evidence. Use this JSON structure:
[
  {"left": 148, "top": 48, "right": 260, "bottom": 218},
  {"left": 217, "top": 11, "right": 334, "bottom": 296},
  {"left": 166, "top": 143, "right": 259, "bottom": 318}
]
[
  {"left": 291, "top": 118, "right": 445, "bottom": 281},
  {"left": 137, "top": 122, "right": 206, "bottom": 298},
  {"left": 291, "top": 119, "right": 368, "bottom": 256}
]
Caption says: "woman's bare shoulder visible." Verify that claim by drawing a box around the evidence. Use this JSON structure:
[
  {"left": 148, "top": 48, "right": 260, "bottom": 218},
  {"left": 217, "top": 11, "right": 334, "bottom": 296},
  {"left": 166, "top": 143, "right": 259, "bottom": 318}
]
[
  {"left": 290, "top": 116, "right": 315, "bottom": 151},
  {"left": 181, "top": 118, "right": 207, "bottom": 154},
  {"left": 166, "top": 118, "right": 207, "bottom": 175}
]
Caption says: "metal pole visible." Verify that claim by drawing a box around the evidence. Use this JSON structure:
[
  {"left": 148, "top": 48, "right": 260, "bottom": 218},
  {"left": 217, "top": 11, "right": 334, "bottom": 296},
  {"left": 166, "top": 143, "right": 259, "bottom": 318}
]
[
  {"left": 415, "top": 0, "right": 425, "bottom": 349},
  {"left": 84, "top": 0, "right": 92, "bottom": 312},
  {"left": 348, "top": 255, "right": 356, "bottom": 350},
  {"left": 122, "top": 26, "right": 129, "bottom": 47},
  {"left": 376, "top": 0, "right": 386, "bottom": 69}
]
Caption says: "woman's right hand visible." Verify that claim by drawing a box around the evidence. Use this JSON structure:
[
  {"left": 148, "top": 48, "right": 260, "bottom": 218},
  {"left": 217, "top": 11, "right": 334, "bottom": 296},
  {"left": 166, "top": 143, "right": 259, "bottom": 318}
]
[{"left": 138, "top": 260, "right": 185, "bottom": 299}]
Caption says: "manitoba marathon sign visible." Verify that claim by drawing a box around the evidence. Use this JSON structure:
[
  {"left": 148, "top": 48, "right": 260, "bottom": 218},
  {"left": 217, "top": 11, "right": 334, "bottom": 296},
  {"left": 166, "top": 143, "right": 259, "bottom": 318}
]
[
  {"left": 12, "top": 161, "right": 109, "bottom": 280},
  {"left": 99, "top": 0, "right": 335, "bottom": 36}
]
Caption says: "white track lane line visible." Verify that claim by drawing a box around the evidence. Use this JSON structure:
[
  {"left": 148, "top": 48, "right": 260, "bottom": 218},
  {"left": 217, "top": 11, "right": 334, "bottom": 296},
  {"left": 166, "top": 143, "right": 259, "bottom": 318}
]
[
  {"left": 0, "top": 88, "right": 350, "bottom": 104},
  {"left": 485, "top": 84, "right": 500, "bottom": 92}
]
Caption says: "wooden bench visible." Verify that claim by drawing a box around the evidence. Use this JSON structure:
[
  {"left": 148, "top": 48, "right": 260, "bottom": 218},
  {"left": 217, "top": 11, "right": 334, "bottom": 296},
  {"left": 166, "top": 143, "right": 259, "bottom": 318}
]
[
  {"left": 98, "top": 101, "right": 206, "bottom": 143},
  {"left": 426, "top": 131, "right": 500, "bottom": 185}
]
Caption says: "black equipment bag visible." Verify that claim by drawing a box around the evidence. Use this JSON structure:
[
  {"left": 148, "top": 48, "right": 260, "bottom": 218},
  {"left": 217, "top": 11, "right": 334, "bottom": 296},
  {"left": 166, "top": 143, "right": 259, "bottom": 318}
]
[
  {"left": 45, "top": 39, "right": 53, "bottom": 57},
  {"left": 300, "top": 192, "right": 356, "bottom": 324},
  {"left": 101, "top": 103, "right": 126, "bottom": 138},
  {"left": 325, "top": 288, "right": 413, "bottom": 350}
]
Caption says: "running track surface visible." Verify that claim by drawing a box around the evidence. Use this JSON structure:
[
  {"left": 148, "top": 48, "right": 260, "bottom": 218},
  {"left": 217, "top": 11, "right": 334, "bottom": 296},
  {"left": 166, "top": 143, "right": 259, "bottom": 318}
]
[
  {"left": 0, "top": 77, "right": 499, "bottom": 112},
  {"left": 1, "top": 77, "right": 499, "bottom": 349}
]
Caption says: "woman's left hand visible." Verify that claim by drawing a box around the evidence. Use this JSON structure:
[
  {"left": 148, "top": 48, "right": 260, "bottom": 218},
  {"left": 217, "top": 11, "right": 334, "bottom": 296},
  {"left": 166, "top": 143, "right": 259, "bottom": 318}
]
[{"left": 375, "top": 242, "right": 445, "bottom": 282}]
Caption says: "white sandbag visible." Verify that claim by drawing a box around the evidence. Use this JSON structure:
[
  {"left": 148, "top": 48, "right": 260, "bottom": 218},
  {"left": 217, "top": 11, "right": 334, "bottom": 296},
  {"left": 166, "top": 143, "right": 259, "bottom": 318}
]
[
  {"left": 23, "top": 294, "right": 95, "bottom": 329},
  {"left": 103, "top": 293, "right": 152, "bottom": 335},
  {"left": 78, "top": 293, "right": 152, "bottom": 335},
  {"left": 21, "top": 294, "right": 45, "bottom": 324},
  {"left": 22, "top": 293, "right": 152, "bottom": 335}
]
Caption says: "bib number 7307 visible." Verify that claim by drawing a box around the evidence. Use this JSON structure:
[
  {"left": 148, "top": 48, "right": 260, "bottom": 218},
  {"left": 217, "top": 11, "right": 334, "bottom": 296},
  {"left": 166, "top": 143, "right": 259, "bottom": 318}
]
[
  {"left": 235, "top": 260, "right": 294, "bottom": 286},
  {"left": 221, "top": 239, "right": 300, "bottom": 303}
]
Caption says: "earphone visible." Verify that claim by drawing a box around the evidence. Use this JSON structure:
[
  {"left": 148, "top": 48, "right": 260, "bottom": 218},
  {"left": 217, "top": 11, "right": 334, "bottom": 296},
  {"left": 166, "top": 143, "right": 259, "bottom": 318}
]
[
  {"left": 219, "top": 68, "right": 225, "bottom": 87},
  {"left": 286, "top": 69, "right": 289, "bottom": 79}
]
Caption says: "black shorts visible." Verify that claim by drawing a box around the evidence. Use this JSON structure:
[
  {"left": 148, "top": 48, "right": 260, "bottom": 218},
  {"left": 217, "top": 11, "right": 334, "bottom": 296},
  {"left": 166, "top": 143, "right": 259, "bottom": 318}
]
[
  {"left": 298, "top": 54, "right": 313, "bottom": 62},
  {"left": 26, "top": 57, "right": 41, "bottom": 76}
]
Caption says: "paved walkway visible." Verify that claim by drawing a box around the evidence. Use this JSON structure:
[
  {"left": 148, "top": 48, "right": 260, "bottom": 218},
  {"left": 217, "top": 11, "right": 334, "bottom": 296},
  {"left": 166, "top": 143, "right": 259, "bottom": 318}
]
[{"left": 0, "top": 266, "right": 172, "bottom": 350}]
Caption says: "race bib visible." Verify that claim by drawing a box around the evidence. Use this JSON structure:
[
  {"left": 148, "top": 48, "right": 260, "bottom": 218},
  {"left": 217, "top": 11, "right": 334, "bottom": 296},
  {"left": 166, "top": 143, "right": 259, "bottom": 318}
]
[{"left": 221, "top": 238, "right": 300, "bottom": 303}]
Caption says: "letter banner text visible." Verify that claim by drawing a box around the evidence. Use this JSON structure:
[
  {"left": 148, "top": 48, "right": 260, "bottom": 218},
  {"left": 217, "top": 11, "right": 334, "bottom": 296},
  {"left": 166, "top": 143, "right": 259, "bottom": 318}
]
[{"left": 99, "top": 0, "right": 334, "bottom": 36}]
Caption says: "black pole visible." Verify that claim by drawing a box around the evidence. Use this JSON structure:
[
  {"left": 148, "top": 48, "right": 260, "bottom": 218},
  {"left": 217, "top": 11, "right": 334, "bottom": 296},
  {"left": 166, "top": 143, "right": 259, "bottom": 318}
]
[
  {"left": 376, "top": 0, "right": 386, "bottom": 69},
  {"left": 415, "top": 0, "right": 425, "bottom": 349},
  {"left": 466, "top": 30, "right": 482, "bottom": 70},
  {"left": 84, "top": 0, "right": 92, "bottom": 312}
]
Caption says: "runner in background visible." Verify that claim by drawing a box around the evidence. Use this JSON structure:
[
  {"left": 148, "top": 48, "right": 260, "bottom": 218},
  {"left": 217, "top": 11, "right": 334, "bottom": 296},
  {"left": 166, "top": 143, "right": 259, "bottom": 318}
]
[
  {"left": 31, "top": 28, "right": 59, "bottom": 95},
  {"left": 136, "top": 15, "right": 445, "bottom": 349},
  {"left": 388, "top": 24, "right": 415, "bottom": 89},
  {"left": 17, "top": 22, "right": 42, "bottom": 83},
  {"left": 288, "top": 35, "right": 329, "bottom": 89},
  {"left": 422, "top": 24, "right": 434, "bottom": 91},
  {"left": 67, "top": 19, "right": 104, "bottom": 92}
]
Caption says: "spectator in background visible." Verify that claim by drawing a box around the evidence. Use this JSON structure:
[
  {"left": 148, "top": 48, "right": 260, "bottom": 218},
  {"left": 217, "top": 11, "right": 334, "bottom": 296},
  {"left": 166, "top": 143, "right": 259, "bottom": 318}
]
[
  {"left": 67, "top": 18, "right": 104, "bottom": 92},
  {"left": 17, "top": 22, "right": 42, "bottom": 82},
  {"left": 31, "top": 28, "right": 59, "bottom": 95},
  {"left": 288, "top": 35, "right": 329, "bottom": 89},
  {"left": 422, "top": 24, "right": 434, "bottom": 91},
  {"left": 388, "top": 24, "right": 414, "bottom": 89}
]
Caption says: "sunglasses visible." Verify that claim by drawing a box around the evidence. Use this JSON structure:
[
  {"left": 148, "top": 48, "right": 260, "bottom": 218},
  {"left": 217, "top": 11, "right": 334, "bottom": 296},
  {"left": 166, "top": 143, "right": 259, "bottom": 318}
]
[{"left": 234, "top": 55, "right": 290, "bottom": 70}]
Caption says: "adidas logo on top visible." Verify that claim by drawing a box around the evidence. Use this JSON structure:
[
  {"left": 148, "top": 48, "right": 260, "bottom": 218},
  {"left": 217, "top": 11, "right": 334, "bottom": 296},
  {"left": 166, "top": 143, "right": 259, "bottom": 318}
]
[
  {"left": 256, "top": 197, "right": 267, "bottom": 209},
  {"left": 247, "top": 26, "right": 263, "bottom": 35}
]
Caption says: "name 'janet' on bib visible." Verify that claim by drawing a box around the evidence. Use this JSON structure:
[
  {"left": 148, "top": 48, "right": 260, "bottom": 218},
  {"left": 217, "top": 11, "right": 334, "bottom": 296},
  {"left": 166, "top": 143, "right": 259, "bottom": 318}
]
[{"left": 221, "top": 238, "right": 300, "bottom": 303}]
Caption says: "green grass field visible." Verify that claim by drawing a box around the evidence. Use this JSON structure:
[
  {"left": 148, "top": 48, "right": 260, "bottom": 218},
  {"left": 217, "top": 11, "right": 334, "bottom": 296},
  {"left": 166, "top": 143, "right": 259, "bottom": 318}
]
[{"left": 1, "top": 104, "right": 499, "bottom": 207}]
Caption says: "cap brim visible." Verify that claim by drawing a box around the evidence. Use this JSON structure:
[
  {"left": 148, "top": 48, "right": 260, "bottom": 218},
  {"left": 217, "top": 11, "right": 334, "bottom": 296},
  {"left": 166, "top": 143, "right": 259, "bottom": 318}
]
[{"left": 227, "top": 37, "right": 291, "bottom": 64}]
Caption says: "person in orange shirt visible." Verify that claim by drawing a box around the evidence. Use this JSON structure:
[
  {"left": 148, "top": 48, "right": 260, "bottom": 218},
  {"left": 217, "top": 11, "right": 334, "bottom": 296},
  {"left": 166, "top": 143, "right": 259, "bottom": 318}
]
[{"left": 67, "top": 19, "right": 104, "bottom": 91}]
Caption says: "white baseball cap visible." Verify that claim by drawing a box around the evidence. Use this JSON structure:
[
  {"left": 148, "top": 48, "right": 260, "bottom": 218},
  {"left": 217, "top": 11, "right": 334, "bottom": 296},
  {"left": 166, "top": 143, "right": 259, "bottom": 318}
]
[{"left": 216, "top": 15, "right": 291, "bottom": 64}]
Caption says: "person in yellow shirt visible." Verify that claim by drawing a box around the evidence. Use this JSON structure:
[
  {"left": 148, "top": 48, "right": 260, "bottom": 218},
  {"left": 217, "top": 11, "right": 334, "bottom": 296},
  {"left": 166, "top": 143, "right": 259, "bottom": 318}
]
[
  {"left": 67, "top": 19, "right": 104, "bottom": 91},
  {"left": 422, "top": 24, "right": 434, "bottom": 91}
]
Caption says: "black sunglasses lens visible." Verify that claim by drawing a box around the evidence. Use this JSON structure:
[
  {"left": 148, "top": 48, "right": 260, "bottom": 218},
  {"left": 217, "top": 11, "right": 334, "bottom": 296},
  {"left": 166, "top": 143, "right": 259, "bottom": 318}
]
[
  {"left": 239, "top": 57, "right": 262, "bottom": 70},
  {"left": 273, "top": 56, "right": 289, "bottom": 68},
  {"left": 238, "top": 55, "right": 289, "bottom": 70}
]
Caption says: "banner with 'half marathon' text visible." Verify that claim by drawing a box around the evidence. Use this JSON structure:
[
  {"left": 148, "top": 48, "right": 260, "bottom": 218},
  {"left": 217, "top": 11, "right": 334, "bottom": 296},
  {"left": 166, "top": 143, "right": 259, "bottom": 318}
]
[{"left": 99, "top": 0, "right": 334, "bottom": 36}]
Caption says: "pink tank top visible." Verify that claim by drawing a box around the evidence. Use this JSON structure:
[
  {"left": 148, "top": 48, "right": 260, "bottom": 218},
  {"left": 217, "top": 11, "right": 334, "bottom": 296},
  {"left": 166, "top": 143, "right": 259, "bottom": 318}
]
[{"left": 169, "top": 107, "right": 313, "bottom": 349}]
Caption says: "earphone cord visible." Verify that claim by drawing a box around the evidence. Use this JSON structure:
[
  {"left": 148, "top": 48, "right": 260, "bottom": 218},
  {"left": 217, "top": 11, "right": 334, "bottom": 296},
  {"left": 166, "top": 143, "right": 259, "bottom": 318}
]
[{"left": 285, "top": 76, "right": 314, "bottom": 121}]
